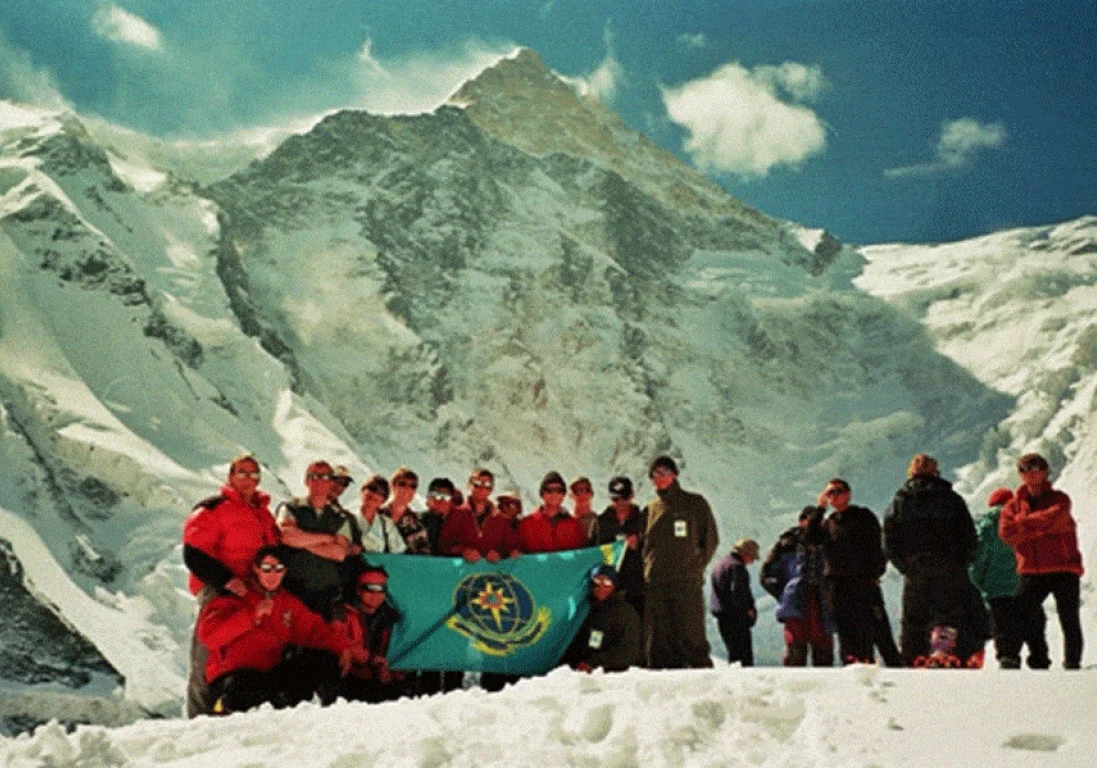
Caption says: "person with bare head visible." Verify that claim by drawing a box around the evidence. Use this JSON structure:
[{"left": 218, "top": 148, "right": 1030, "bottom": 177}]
[
  {"left": 999, "top": 453, "right": 1084, "bottom": 669},
  {"left": 817, "top": 477, "right": 900, "bottom": 666},
  {"left": 569, "top": 475, "right": 598, "bottom": 544},
  {"left": 884, "top": 455, "right": 985, "bottom": 666},
  {"left": 440, "top": 471, "right": 521, "bottom": 563},
  {"left": 357, "top": 474, "right": 407, "bottom": 554},
  {"left": 383, "top": 467, "right": 431, "bottom": 555},
  {"left": 275, "top": 460, "right": 361, "bottom": 620},
  {"left": 421, "top": 477, "right": 457, "bottom": 555},
  {"left": 182, "top": 453, "right": 280, "bottom": 717}
]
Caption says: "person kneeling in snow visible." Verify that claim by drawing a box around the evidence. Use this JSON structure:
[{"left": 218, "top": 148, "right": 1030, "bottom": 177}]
[
  {"left": 329, "top": 566, "right": 408, "bottom": 703},
  {"left": 566, "top": 565, "right": 644, "bottom": 673},
  {"left": 196, "top": 545, "right": 352, "bottom": 714}
]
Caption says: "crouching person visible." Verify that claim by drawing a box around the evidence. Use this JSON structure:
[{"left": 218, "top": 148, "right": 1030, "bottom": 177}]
[
  {"left": 196, "top": 546, "right": 352, "bottom": 714},
  {"left": 566, "top": 565, "right": 644, "bottom": 673},
  {"left": 332, "top": 566, "right": 407, "bottom": 703}
]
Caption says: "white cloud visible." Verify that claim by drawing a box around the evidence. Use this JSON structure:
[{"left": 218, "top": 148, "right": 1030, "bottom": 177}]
[
  {"left": 662, "top": 61, "right": 827, "bottom": 177},
  {"left": 677, "top": 33, "right": 708, "bottom": 49},
  {"left": 885, "top": 117, "right": 1007, "bottom": 178},
  {"left": 349, "top": 41, "right": 516, "bottom": 115},
  {"left": 91, "top": 4, "right": 163, "bottom": 51},
  {"left": 0, "top": 34, "right": 69, "bottom": 109},
  {"left": 559, "top": 23, "right": 624, "bottom": 104}
]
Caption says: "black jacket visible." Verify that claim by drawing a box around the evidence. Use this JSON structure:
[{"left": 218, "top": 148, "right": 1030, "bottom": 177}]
[
  {"left": 884, "top": 476, "right": 977, "bottom": 574},
  {"left": 821, "top": 504, "right": 886, "bottom": 581}
]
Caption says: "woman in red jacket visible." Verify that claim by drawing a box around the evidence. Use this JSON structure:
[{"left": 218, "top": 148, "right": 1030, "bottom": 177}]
[
  {"left": 196, "top": 546, "right": 352, "bottom": 714},
  {"left": 998, "top": 453, "right": 1084, "bottom": 669}
]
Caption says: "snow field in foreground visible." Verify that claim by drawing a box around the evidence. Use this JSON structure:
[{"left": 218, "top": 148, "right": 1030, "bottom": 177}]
[{"left": 2, "top": 664, "right": 1095, "bottom": 768}]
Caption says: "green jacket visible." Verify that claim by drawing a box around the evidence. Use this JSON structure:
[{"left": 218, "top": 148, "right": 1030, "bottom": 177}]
[
  {"left": 969, "top": 507, "right": 1020, "bottom": 600},
  {"left": 572, "top": 592, "right": 644, "bottom": 672},
  {"left": 642, "top": 481, "right": 720, "bottom": 584}
]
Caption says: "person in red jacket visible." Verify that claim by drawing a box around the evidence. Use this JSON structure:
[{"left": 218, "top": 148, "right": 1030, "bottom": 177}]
[
  {"left": 331, "top": 567, "right": 407, "bottom": 703},
  {"left": 518, "top": 471, "right": 588, "bottom": 553},
  {"left": 197, "top": 546, "right": 352, "bottom": 714},
  {"left": 182, "top": 454, "right": 280, "bottom": 717},
  {"left": 438, "top": 477, "right": 521, "bottom": 563},
  {"left": 998, "top": 453, "right": 1085, "bottom": 669}
]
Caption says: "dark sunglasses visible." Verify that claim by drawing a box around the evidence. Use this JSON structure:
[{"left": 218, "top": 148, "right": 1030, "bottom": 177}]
[
  {"left": 256, "top": 563, "right": 286, "bottom": 573},
  {"left": 826, "top": 487, "right": 848, "bottom": 496},
  {"left": 650, "top": 468, "right": 675, "bottom": 478},
  {"left": 358, "top": 583, "right": 387, "bottom": 593},
  {"left": 1018, "top": 462, "right": 1047, "bottom": 473}
]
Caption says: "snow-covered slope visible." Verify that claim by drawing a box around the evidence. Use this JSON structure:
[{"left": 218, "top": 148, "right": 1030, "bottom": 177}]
[
  {"left": 857, "top": 216, "right": 1097, "bottom": 641},
  {"left": 0, "top": 48, "right": 1091, "bottom": 722}
]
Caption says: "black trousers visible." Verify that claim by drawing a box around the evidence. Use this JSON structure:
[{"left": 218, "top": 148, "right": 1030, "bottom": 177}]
[
  {"left": 210, "top": 649, "right": 341, "bottom": 714},
  {"left": 716, "top": 614, "right": 753, "bottom": 667},
  {"left": 645, "top": 579, "right": 713, "bottom": 669},
  {"left": 1005, "top": 572, "right": 1082, "bottom": 669},
  {"left": 827, "top": 578, "right": 879, "bottom": 664},
  {"left": 989, "top": 596, "right": 1049, "bottom": 668}
]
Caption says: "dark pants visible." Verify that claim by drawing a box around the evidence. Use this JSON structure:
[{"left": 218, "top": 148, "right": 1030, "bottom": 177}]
[
  {"left": 645, "top": 579, "right": 713, "bottom": 669},
  {"left": 416, "top": 671, "right": 464, "bottom": 696},
  {"left": 989, "top": 596, "right": 1049, "bottom": 668},
  {"left": 210, "top": 650, "right": 340, "bottom": 714},
  {"left": 480, "top": 673, "right": 522, "bottom": 692},
  {"left": 716, "top": 614, "right": 753, "bottom": 667},
  {"left": 330, "top": 675, "right": 408, "bottom": 704},
  {"left": 869, "top": 587, "right": 903, "bottom": 667},
  {"left": 1005, "top": 573, "right": 1082, "bottom": 669},
  {"left": 898, "top": 558, "right": 982, "bottom": 664},
  {"left": 827, "top": 578, "right": 878, "bottom": 664}
]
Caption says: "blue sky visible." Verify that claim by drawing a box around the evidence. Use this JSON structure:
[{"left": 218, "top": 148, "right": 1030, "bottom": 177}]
[{"left": 1, "top": 0, "right": 1093, "bottom": 244}]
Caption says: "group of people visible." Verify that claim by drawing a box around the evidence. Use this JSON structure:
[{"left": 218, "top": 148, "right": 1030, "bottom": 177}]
[
  {"left": 182, "top": 454, "right": 722, "bottom": 716},
  {"left": 181, "top": 447, "right": 1084, "bottom": 717},
  {"left": 720, "top": 452, "right": 1085, "bottom": 672}
]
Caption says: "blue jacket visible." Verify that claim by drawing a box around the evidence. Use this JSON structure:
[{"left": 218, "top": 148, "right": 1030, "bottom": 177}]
[{"left": 760, "top": 526, "right": 835, "bottom": 631}]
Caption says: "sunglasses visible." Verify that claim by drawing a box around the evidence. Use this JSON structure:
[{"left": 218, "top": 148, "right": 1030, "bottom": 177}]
[
  {"left": 591, "top": 576, "right": 615, "bottom": 587},
  {"left": 650, "top": 468, "right": 675, "bottom": 478},
  {"left": 826, "top": 487, "right": 848, "bottom": 496},
  {"left": 233, "top": 470, "right": 261, "bottom": 479},
  {"left": 470, "top": 480, "right": 493, "bottom": 489},
  {"left": 256, "top": 563, "right": 286, "bottom": 573},
  {"left": 1018, "top": 463, "right": 1047, "bottom": 473},
  {"left": 359, "top": 583, "right": 387, "bottom": 593},
  {"left": 428, "top": 492, "right": 453, "bottom": 501},
  {"left": 306, "top": 472, "right": 334, "bottom": 481}
]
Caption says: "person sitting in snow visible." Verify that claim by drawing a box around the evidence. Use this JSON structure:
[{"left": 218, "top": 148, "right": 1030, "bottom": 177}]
[
  {"left": 328, "top": 565, "right": 408, "bottom": 703},
  {"left": 565, "top": 564, "right": 644, "bottom": 673},
  {"left": 196, "top": 545, "right": 352, "bottom": 714}
]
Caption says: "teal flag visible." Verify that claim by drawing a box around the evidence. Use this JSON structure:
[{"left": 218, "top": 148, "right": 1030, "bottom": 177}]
[{"left": 361, "top": 544, "right": 622, "bottom": 674}]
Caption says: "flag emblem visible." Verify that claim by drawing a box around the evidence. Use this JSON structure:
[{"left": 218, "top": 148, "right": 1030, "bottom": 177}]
[{"left": 446, "top": 572, "right": 550, "bottom": 656}]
